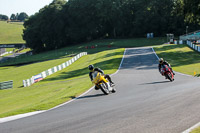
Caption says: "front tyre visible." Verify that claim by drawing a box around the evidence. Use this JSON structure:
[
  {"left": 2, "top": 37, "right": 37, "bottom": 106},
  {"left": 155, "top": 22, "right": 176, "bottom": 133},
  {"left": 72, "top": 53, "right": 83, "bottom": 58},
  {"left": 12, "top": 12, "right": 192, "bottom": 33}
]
[
  {"left": 167, "top": 73, "right": 173, "bottom": 82},
  {"left": 100, "top": 82, "right": 109, "bottom": 95}
]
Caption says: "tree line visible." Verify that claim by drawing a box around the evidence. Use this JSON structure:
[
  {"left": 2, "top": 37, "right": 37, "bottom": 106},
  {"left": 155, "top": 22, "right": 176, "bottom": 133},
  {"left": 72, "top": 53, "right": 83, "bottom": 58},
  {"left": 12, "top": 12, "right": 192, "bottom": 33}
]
[
  {"left": 10, "top": 12, "right": 29, "bottom": 21},
  {"left": 23, "top": 0, "right": 200, "bottom": 53},
  {"left": 0, "top": 12, "right": 28, "bottom": 21},
  {"left": 0, "top": 14, "right": 8, "bottom": 20}
]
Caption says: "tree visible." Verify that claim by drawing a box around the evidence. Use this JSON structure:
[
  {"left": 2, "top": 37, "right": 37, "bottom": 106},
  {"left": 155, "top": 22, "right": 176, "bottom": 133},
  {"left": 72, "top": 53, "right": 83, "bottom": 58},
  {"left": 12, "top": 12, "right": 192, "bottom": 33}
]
[
  {"left": 16, "top": 13, "right": 19, "bottom": 20},
  {"left": 0, "top": 14, "right": 8, "bottom": 20},
  {"left": 10, "top": 14, "right": 16, "bottom": 20},
  {"left": 18, "top": 12, "right": 28, "bottom": 21},
  {"left": 23, "top": 0, "right": 66, "bottom": 52},
  {"left": 182, "top": 0, "right": 200, "bottom": 31},
  {"left": 23, "top": 0, "right": 200, "bottom": 53}
]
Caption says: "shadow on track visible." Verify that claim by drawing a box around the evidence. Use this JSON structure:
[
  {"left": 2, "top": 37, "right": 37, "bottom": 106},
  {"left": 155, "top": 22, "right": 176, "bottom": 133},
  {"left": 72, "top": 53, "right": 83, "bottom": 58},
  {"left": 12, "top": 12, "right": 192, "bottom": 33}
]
[
  {"left": 140, "top": 80, "right": 170, "bottom": 85},
  {"left": 77, "top": 93, "right": 105, "bottom": 100}
]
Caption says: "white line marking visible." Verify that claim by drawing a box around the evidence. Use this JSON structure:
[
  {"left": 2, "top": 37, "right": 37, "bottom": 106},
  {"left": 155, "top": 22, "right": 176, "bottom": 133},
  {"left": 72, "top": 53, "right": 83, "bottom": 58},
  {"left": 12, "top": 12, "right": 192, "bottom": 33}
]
[
  {"left": 111, "top": 48, "right": 127, "bottom": 76},
  {"left": 182, "top": 122, "right": 200, "bottom": 133},
  {"left": 151, "top": 47, "right": 159, "bottom": 60},
  {"left": 0, "top": 111, "right": 45, "bottom": 123}
]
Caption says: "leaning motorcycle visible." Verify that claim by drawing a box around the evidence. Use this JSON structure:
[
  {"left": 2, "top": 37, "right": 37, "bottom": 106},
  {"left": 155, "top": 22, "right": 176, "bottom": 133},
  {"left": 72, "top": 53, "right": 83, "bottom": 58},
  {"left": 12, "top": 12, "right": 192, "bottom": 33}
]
[
  {"left": 92, "top": 71, "right": 116, "bottom": 95},
  {"left": 161, "top": 65, "right": 174, "bottom": 82}
]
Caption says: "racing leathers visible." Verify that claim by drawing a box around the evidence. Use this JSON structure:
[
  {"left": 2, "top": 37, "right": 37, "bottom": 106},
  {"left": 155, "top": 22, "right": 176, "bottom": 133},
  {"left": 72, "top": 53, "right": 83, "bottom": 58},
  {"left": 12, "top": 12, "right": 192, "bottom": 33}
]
[{"left": 89, "top": 67, "right": 114, "bottom": 90}]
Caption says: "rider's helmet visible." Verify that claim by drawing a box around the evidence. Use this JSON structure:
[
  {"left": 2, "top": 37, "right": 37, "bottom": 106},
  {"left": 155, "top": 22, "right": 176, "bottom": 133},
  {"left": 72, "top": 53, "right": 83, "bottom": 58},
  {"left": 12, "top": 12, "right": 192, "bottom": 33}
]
[
  {"left": 88, "top": 65, "right": 94, "bottom": 70},
  {"left": 159, "top": 58, "right": 164, "bottom": 64}
]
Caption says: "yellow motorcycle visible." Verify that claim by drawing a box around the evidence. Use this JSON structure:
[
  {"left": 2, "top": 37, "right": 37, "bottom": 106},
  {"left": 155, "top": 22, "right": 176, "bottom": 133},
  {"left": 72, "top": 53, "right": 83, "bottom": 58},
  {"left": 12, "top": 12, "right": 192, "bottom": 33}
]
[{"left": 92, "top": 71, "right": 116, "bottom": 95}]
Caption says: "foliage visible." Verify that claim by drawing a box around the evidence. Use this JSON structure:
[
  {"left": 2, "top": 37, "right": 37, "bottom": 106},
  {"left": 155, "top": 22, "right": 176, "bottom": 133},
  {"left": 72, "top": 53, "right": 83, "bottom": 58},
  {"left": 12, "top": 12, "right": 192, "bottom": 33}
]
[
  {"left": 23, "top": 0, "right": 200, "bottom": 53},
  {"left": 10, "top": 14, "right": 16, "bottom": 20},
  {"left": 10, "top": 12, "right": 29, "bottom": 21},
  {"left": 17, "top": 12, "right": 29, "bottom": 21},
  {"left": 183, "top": 0, "right": 200, "bottom": 25},
  {"left": 0, "top": 14, "right": 8, "bottom": 20}
]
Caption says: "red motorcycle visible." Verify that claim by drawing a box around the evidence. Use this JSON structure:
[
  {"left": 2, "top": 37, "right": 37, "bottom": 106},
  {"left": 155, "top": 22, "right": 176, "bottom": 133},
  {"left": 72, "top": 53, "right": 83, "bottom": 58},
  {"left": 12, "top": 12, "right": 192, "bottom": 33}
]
[{"left": 161, "top": 65, "right": 174, "bottom": 82}]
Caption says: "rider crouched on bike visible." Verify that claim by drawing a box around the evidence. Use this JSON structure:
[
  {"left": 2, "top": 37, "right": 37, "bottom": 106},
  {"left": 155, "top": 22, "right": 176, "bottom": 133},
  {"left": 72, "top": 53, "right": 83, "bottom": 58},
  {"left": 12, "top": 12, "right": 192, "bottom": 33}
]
[
  {"left": 88, "top": 65, "right": 115, "bottom": 90},
  {"left": 158, "top": 58, "right": 175, "bottom": 76}
]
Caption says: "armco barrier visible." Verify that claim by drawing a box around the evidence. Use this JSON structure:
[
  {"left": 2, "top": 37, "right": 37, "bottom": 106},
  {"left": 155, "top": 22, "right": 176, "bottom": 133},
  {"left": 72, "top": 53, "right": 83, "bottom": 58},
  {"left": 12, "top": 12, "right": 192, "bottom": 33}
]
[
  {"left": 23, "top": 52, "right": 87, "bottom": 87},
  {"left": 0, "top": 80, "right": 13, "bottom": 90}
]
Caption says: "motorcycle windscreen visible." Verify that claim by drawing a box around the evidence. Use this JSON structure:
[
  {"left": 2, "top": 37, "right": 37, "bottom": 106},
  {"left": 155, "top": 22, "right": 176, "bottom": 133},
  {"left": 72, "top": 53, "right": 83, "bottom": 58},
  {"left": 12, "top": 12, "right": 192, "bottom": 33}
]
[{"left": 92, "top": 71, "right": 100, "bottom": 83}]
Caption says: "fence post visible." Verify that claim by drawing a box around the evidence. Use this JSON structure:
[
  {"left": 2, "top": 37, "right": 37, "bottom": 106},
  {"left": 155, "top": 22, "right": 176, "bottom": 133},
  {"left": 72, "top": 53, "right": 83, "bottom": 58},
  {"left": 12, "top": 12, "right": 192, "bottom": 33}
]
[{"left": 0, "top": 80, "right": 13, "bottom": 89}]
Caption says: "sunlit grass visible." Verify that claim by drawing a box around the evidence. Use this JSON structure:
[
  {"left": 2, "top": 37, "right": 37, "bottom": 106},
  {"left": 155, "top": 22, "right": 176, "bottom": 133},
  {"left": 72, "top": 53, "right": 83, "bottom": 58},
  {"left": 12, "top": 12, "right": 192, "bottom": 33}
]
[
  {"left": 0, "top": 21, "right": 25, "bottom": 44},
  {"left": 190, "top": 126, "right": 200, "bottom": 133}
]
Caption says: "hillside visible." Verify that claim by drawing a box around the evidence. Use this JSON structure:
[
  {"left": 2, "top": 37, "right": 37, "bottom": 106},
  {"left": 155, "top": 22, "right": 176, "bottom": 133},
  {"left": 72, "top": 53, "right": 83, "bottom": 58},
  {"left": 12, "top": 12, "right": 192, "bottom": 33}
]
[{"left": 0, "top": 21, "right": 25, "bottom": 44}]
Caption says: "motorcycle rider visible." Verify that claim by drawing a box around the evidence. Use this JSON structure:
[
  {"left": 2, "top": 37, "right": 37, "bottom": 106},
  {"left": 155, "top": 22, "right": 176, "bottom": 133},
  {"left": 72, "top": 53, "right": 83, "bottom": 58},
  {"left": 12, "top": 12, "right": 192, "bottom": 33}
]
[
  {"left": 158, "top": 58, "right": 175, "bottom": 76},
  {"left": 88, "top": 65, "right": 115, "bottom": 90}
]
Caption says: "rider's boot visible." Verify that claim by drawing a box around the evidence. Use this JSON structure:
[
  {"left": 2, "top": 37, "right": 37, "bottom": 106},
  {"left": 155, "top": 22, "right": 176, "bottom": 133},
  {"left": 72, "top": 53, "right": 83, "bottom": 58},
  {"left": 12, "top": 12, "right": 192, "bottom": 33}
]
[
  {"left": 110, "top": 81, "right": 115, "bottom": 87},
  {"left": 170, "top": 68, "right": 175, "bottom": 75}
]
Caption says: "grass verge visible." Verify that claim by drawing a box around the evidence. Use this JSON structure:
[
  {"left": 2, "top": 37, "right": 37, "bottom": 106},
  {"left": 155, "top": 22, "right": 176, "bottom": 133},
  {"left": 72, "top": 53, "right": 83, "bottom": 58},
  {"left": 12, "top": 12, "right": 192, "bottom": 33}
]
[
  {"left": 153, "top": 44, "right": 200, "bottom": 76},
  {"left": 191, "top": 126, "right": 200, "bottom": 133}
]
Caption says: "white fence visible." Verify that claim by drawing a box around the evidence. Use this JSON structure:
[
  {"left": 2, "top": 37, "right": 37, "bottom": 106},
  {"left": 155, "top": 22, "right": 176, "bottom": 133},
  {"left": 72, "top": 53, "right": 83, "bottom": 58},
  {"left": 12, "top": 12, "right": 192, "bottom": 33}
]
[
  {"left": 23, "top": 52, "right": 87, "bottom": 87},
  {"left": 186, "top": 40, "right": 200, "bottom": 52},
  {"left": 174, "top": 40, "right": 183, "bottom": 45},
  {"left": 0, "top": 51, "right": 13, "bottom": 56}
]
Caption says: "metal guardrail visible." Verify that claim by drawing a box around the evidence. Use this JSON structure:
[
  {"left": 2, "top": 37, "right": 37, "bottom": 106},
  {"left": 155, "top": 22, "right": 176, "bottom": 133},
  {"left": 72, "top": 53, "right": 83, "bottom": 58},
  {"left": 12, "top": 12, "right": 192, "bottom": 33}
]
[
  {"left": 0, "top": 80, "right": 13, "bottom": 90},
  {"left": 0, "top": 44, "right": 25, "bottom": 48}
]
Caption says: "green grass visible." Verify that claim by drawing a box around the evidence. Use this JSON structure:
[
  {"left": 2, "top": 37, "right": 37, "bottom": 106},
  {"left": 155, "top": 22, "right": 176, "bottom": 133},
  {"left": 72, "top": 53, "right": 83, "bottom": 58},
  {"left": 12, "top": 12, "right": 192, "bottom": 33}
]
[
  {"left": 154, "top": 44, "right": 200, "bottom": 76},
  {"left": 6, "top": 48, "right": 14, "bottom": 52},
  {"left": 0, "top": 21, "right": 25, "bottom": 44},
  {"left": 83, "top": 37, "right": 166, "bottom": 48},
  {"left": 190, "top": 126, "right": 200, "bottom": 133},
  {"left": 0, "top": 48, "right": 124, "bottom": 118}
]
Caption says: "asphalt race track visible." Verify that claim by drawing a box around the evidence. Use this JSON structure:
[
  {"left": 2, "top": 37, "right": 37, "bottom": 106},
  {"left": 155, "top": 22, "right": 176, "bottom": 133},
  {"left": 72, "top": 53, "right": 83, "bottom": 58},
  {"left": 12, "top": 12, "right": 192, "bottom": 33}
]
[{"left": 1, "top": 47, "right": 200, "bottom": 133}]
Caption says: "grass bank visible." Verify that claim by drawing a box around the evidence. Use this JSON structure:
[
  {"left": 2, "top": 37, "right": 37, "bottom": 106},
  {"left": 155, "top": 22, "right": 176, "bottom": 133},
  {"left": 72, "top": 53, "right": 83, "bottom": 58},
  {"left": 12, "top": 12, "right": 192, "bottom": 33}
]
[
  {"left": 0, "top": 21, "right": 25, "bottom": 44},
  {"left": 154, "top": 44, "right": 200, "bottom": 76}
]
